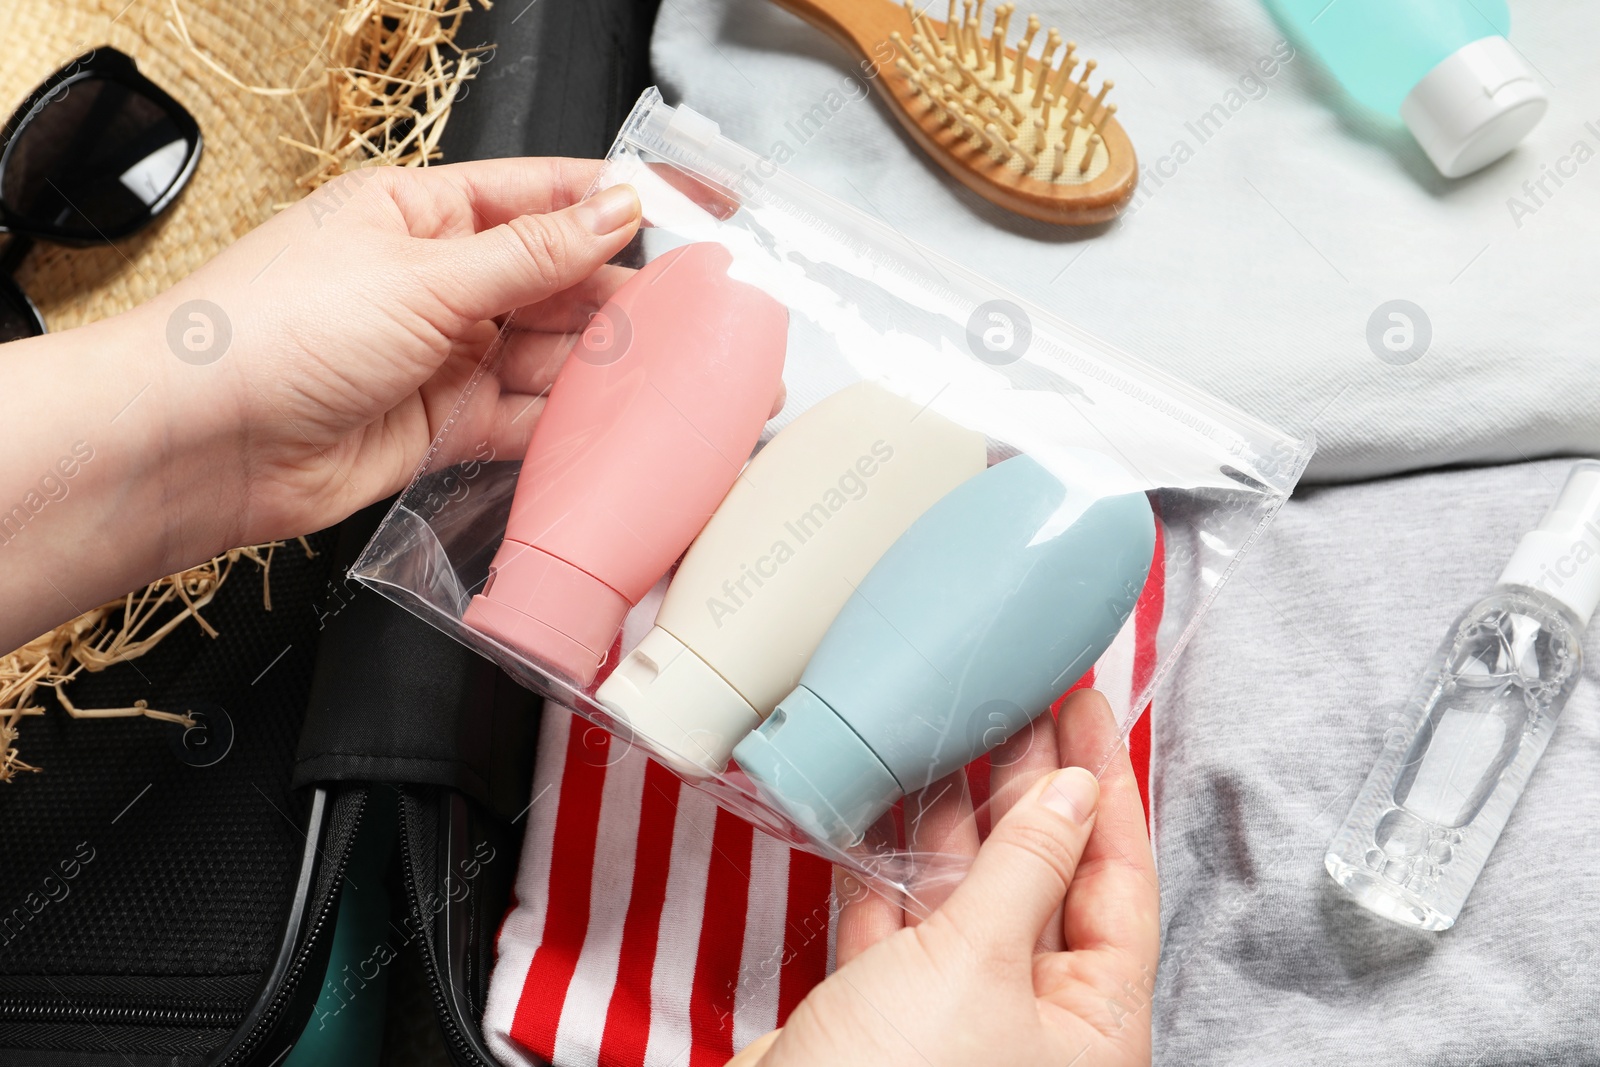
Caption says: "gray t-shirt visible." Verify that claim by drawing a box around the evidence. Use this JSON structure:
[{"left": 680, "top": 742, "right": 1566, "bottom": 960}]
[{"left": 1154, "top": 457, "right": 1600, "bottom": 1066}]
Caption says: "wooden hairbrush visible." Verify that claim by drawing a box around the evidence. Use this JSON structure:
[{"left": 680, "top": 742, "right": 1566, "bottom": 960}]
[{"left": 768, "top": 0, "right": 1137, "bottom": 225}]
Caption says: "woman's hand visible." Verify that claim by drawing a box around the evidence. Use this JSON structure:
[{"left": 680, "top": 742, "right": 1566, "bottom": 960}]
[
  {"left": 143, "top": 157, "right": 641, "bottom": 550},
  {"left": 733, "top": 689, "right": 1160, "bottom": 1067},
  {"left": 0, "top": 158, "right": 639, "bottom": 651}
]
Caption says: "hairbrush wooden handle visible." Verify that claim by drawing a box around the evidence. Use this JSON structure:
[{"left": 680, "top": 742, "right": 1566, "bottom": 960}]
[{"left": 768, "top": 0, "right": 1137, "bottom": 225}]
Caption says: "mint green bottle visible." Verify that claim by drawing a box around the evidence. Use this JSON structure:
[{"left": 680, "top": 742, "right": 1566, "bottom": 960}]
[{"left": 1268, "top": 0, "right": 1546, "bottom": 176}]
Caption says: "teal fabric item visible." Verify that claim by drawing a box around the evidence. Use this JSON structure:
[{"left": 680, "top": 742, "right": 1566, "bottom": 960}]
[
  {"left": 284, "top": 790, "right": 397, "bottom": 1067},
  {"left": 735, "top": 454, "right": 1155, "bottom": 845}
]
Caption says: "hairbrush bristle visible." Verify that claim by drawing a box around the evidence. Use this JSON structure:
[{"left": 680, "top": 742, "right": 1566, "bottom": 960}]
[{"left": 896, "top": 1, "right": 1114, "bottom": 184}]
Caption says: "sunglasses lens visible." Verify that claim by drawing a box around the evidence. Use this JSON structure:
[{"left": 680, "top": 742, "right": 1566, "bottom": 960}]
[{"left": 2, "top": 76, "right": 197, "bottom": 239}]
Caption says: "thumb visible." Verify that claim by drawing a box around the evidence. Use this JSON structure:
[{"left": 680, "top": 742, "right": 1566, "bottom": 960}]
[
  {"left": 424, "top": 184, "right": 641, "bottom": 324},
  {"left": 725, "top": 1028, "right": 781, "bottom": 1066},
  {"left": 934, "top": 767, "right": 1100, "bottom": 956}
]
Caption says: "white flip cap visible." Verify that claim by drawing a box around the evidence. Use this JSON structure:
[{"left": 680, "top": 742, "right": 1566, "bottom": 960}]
[
  {"left": 1400, "top": 36, "right": 1547, "bottom": 178},
  {"left": 1497, "top": 460, "right": 1600, "bottom": 627},
  {"left": 594, "top": 626, "right": 760, "bottom": 777}
]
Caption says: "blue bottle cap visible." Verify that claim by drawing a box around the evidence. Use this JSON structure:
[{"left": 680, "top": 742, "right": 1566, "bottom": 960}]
[{"left": 732, "top": 686, "right": 901, "bottom": 848}]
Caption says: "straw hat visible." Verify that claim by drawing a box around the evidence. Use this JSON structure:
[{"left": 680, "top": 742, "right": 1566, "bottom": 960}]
[{"left": 2, "top": 0, "right": 338, "bottom": 332}]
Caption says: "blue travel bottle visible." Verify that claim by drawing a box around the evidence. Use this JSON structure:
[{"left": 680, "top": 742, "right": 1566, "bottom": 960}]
[
  {"left": 732, "top": 453, "right": 1156, "bottom": 847},
  {"left": 1267, "top": 0, "right": 1545, "bottom": 176}
]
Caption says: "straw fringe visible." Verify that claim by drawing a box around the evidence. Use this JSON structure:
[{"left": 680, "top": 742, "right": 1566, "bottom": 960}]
[{"left": 169, "top": 0, "right": 486, "bottom": 195}]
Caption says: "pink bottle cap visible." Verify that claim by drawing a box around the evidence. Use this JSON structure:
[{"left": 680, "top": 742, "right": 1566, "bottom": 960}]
[{"left": 462, "top": 539, "right": 629, "bottom": 686}]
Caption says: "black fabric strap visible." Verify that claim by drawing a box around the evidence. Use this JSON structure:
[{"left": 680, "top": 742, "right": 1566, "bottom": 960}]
[{"left": 292, "top": 501, "right": 539, "bottom": 823}]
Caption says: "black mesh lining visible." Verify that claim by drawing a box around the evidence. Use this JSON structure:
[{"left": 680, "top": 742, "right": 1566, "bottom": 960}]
[{"left": 0, "top": 532, "right": 335, "bottom": 982}]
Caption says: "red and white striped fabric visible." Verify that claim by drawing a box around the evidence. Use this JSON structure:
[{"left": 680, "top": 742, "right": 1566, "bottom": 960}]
[{"left": 485, "top": 538, "right": 1165, "bottom": 1067}]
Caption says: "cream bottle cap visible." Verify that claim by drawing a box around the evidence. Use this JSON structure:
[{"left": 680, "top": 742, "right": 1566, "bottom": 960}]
[{"left": 596, "top": 626, "right": 760, "bottom": 777}]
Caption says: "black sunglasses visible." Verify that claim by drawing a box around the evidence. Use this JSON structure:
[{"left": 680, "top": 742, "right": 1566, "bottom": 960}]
[{"left": 0, "top": 47, "right": 203, "bottom": 342}]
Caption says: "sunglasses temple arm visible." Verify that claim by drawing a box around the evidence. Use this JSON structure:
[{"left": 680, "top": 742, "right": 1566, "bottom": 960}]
[{"left": 0, "top": 235, "right": 35, "bottom": 277}]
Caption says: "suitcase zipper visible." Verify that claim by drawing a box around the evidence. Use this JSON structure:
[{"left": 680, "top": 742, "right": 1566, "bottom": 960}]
[
  {"left": 396, "top": 793, "right": 491, "bottom": 1067},
  {"left": 216, "top": 786, "right": 368, "bottom": 1067},
  {"left": 0, "top": 793, "right": 363, "bottom": 1047},
  {"left": 0, "top": 997, "right": 244, "bottom": 1028}
]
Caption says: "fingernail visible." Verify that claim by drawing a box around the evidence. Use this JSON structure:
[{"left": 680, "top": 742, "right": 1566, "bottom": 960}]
[
  {"left": 1039, "top": 767, "right": 1099, "bottom": 825},
  {"left": 577, "top": 185, "right": 640, "bottom": 235}
]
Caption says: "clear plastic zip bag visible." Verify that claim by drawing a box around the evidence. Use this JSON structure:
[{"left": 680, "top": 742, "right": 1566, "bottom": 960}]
[{"left": 351, "top": 87, "right": 1313, "bottom": 909}]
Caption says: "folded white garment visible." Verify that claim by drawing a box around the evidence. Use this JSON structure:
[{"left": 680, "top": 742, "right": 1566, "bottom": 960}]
[{"left": 652, "top": 0, "right": 1600, "bottom": 483}]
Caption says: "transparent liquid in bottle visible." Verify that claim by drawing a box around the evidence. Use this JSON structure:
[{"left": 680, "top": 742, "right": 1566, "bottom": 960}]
[{"left": 1325, "top": 588, "right": 1583, "bottom": 930}]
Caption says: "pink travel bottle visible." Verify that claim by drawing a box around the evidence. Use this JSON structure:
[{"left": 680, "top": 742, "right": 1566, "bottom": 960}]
[{"left": 463, "top": 241, "right": 788, "bottom": 685}]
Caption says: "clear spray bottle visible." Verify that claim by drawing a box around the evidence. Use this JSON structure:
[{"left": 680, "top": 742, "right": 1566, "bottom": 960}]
[{"left": 1326, "top": 461, "right": 1600, "bottom": 930}]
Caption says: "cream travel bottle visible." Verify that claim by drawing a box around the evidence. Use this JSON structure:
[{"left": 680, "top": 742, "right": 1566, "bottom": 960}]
[
  {"left": 1326, "top": 461, "right": 1600, "bottom": 930},
  {"left": 732, "top": 453, "right": 1157, "bottom": 847},
  {"left": 463, "top": 242, "right": 787, "bottom": 685},
  {"left": 596, "top": 382, "right": 987, "bottom": 776}
]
